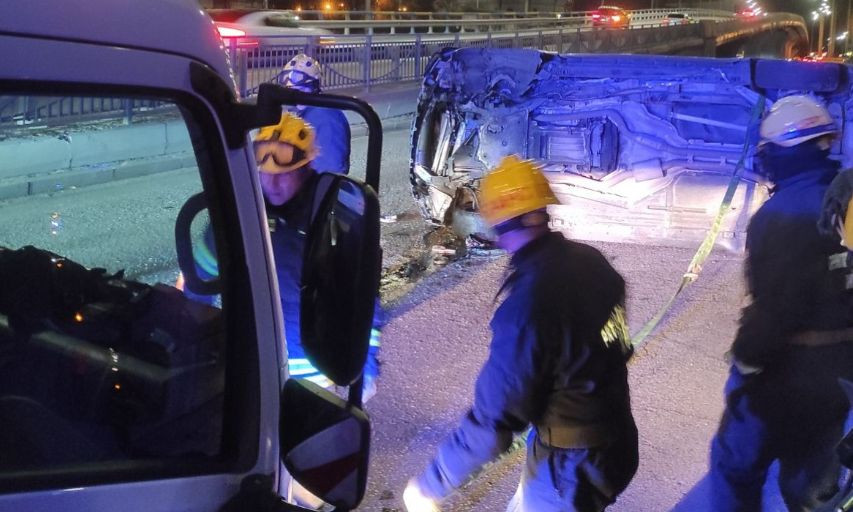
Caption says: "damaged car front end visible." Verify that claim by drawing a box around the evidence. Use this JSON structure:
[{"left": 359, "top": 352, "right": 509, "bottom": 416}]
[{"left": 410, "top": 48, "right": 852, "bottom": 250}]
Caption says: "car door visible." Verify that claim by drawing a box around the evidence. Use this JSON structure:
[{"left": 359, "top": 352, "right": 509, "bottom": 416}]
[{"left": 0, "top": 33, "right": 282, "bottom": 512}]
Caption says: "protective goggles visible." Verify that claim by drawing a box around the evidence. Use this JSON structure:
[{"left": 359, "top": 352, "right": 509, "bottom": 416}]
[{"left": 253, "top": 140, "right": 311, "bottom": 174}]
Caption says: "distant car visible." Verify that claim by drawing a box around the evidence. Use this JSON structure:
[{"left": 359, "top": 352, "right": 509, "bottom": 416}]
[
  {"left": 663, "top": 12, "right": 691, "bottom": 25},
  {"left": 798, "top": 54, "right": 846, "bottom": 63},
  {"left": 591, "top": 6, "right": 631, "bottom": 28},
  {"left": 208, "top": 9, "right": 334, "bottom": 47},
  {"left": 736, "top": 8, "right": 757, "bottom": 17}
]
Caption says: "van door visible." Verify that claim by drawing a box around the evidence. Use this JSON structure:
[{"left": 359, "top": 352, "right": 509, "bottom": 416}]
[{"left": 0, "top": 34, "right": 282, "bottom": 512}]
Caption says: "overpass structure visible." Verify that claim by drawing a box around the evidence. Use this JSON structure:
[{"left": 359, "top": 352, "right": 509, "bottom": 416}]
[
  {"left": 0, "top": 10, "right": 810, "bottom": 128},
  {"left": 225, "top": 9, "right": 809, "bottom": 96}
]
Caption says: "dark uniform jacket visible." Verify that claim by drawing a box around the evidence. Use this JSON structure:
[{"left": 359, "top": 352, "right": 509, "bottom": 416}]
[
  {"left": 732, "top": 161, "right": 850, "bottom": 368},
  {"left": 417, "top": 232, "right": 635, "bottom": 499},
  {"left": 267, "top": 170, "right": 381, "bottom": 379}
]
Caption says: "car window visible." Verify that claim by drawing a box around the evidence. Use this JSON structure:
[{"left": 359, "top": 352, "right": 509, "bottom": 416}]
[
  {"left": 0, "top": 92, "right": 239, "bottom": 486},
  {"left": 264, "top": 14, "right": 300, "bottom": 28}
]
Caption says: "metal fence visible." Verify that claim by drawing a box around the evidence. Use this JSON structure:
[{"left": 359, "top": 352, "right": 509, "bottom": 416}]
[
  {"left": 294, "top": 8, "right": 735, "bottom": 34},
  {"left": 231, "top": 12, "right": 730, "bottom": 97},
  {"left": 0, "top": 96, "right": 168, "bottom": 128},
  {"left": 1, "top": 8, "right": 736, "bottom": 126}
]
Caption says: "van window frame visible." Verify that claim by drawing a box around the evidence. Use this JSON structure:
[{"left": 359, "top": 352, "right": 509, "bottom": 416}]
[{"left": 0, "top": 80, "right": 261, "bottom": 493}]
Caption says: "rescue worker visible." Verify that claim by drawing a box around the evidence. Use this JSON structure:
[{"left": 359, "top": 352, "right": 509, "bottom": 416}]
[
  {"left": 709, "top": 94, "right": 853, "bottom": 511},
  {"left": 403, "top": 156, "right": 638, "bottom": 512},
  {"left": 254, "top": 112, "right": 381, "bottom": 402},
  {"left": 180, "top": 113, "right": 381, "bottom": 401},
  {"left": 277, "top": 53, "right": 350, "bottom": 175}
]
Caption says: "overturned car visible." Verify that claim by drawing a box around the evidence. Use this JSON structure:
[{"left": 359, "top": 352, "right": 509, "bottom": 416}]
[{"left": 410, "top": 48, "right": 853, "bottom": 250}]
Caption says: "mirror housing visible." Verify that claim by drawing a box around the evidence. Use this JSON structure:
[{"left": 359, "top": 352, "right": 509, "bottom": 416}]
[
  {"left": 280, "top": 379, "right": 370, "bottom": 510},
  {"left": 300, "top": 174, "right": 381, "bottom": 389}
]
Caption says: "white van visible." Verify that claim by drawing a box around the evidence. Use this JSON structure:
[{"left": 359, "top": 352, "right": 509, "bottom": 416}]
[{"left": 0, "top": 1, "right": 382, "bottom": 510}]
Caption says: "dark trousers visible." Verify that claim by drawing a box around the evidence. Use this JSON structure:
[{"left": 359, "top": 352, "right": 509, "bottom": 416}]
[
  {"left": 710, "top": 345, "right": 853, "bottom": 511},
  {"left": 507, "top": 422, "right": 638, "bottom": 512}
]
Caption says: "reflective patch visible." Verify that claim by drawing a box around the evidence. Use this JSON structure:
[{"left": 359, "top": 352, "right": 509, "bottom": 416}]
[
  {"left": 369, "top": 328, "right": 382, "bottom": 347},
  {"left": 289, "top": 357, "right": 321, "bottom": 376},
  {"left": 195, "top": 237, "right": 219, "bottom": 277},
  {"left": 305, "top": 374, "right": 333, "bottom": 388},
  {"left": 268, "top": 217, "right": 276, "bottom": 233},
  {"left": 847, "top": 273, "right": 853, "bottom": 290},
  {"left": 601, "top": 305, "right": 631, "bottom": 356},
  {"left": 829, "top": 252, "right": 848, "bottom": 270}
]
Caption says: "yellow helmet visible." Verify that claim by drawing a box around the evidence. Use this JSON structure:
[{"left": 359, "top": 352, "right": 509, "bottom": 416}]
[
  {"left": 478, "top": 155, "right": 558, "bottom": 227},
  {"left": 253, "top": 113, "right": 317, "bottom": 174}
]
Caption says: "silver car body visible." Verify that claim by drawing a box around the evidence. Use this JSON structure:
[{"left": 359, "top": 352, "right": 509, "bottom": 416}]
[{"left": 410, "top": 48, "right": 852, "bottom": 251}]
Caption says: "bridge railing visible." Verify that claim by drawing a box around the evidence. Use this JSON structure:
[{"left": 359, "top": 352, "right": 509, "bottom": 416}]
[
  {"left": 1, "top": 9, "right": 741, "bottom": 125},
  {"left": 295, "top": 8, "right": 734, "bottom": 34},
  {"left": 230, "top": 21, "right": 720, "bottom": 96}
]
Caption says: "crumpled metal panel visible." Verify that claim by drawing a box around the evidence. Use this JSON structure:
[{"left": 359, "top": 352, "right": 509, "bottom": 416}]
[{"left": 409, "top": 48, "right": 852, "bottom": 249}]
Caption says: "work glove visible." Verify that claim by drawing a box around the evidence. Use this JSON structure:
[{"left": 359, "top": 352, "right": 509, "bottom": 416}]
[
  {"left": 725, "top": 350, "right": 763, "bottom": 376},
  {"left": 403, "top": 479, "right": 441, "bottom": 512},
  {"left": 819, "top": 168, "right": 853, "bottom": 237},
  {"left": 733, "top": 359, "right": 763, "bottom": 376}
]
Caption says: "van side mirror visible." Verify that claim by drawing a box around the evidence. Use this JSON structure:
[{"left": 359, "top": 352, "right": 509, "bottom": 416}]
[
  {"left": 300, "top": 173, "right": 380, "bottom": 390},
  {"left": 280, "top": 379, "right": 370, "bottom": 511}
]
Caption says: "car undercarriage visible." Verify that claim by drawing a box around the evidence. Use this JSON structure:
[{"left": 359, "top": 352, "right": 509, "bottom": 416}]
[{"left": 410, "top": 48, "right": 852, "bottom": 250}]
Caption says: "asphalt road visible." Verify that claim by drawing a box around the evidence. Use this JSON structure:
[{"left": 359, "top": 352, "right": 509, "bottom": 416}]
[
  {"left": 0, "top": 121, "right": 792, "bottom": 511},
  {"left": 347, "top": 126, "right": 792, "bottom": 510},
  {"left": 361, "top": 240, "right": 790, "bottom": 511}
]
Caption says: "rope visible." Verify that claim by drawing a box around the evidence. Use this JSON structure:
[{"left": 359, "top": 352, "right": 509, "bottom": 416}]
[{"left": 630, "top": 94, "right": 766, "bottom": 349}]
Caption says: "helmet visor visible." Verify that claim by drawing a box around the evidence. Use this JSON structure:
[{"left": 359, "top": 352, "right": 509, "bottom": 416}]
[{"left": 280, "top": 70, "right": 319, "bottom": 92}]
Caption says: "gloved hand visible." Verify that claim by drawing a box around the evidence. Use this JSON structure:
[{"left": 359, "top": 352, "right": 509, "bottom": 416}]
[
  {"left": 403, "top": 479, "right": 440, "bottom": 512},
  {"left": 725, "top": 350, "right": 763, "bottom": 376},
  {"left": 362, "top": 374, "right": 377, "bottom": 404},
  {"left": 733, "top": 359, "right": 763, "bottom": 376},
  {"left": 819, "top": 168, "right": 853, "bottom": 237}
]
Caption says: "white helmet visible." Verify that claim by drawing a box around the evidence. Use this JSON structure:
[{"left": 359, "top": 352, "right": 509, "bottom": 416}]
[
  {"left": 760, "top": 95, "right": 838, "bottom": 147},
  {"left": 278, "top": 53, "right": 322, "bottom": 92}
]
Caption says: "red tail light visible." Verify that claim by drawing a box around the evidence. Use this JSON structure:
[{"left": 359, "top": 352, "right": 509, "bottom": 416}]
[{"left": 217, "top": 26, "right": 246, "bottom": 38}]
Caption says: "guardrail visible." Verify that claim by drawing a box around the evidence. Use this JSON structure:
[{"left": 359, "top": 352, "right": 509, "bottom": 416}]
[
  {"left": 227, "top": 9, "right": 736, "bottom": 96},
  {"left": 295, "top": 8, "right": 734, "bottom": 34},
  {"left": 1, "top": 8, "right": 739, "bottom": 126},
  {"left": 0, "top": 97, "right": 167, "bottom": 128},
  {"left": 285, "top": 8, "right": 732, "bottom": 21}
]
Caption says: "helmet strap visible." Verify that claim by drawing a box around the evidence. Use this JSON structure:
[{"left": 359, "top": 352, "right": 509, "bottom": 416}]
[{"left": 494, "top": 211, "right": 550, "bottom": 235}]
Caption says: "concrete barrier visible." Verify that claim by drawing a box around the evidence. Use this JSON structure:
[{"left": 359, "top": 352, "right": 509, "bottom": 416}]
[
  {"left": 0, "top": 120, "right": 193, "bottom": 200},
  {"left": 0, "top": 83, "right": 421, "bottom": 201}
]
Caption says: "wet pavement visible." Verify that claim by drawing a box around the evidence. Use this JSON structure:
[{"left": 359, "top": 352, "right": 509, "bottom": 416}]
[{"left": 360, "top": 236, "right": 790, "bottom": 511}]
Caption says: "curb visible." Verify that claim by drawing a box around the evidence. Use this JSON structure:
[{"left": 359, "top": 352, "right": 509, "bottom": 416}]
[{"left": 0, "top": 153, "right": 196, "bottom": 201}]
